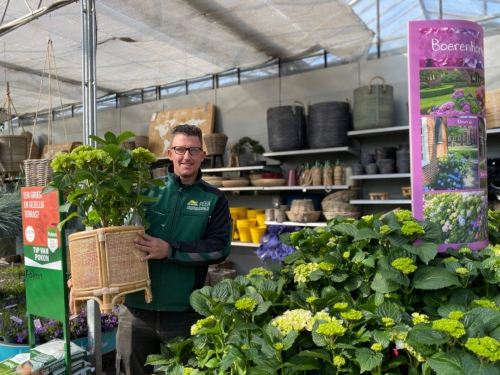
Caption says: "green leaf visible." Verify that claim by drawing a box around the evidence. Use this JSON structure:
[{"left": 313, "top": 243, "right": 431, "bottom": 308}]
[
  {"left": 219, "top": 346, "right": 241, "bottom": 372},
  {"left": 344, "top": 275, "right": 363, "bottom": 291},
  {"left": 253, "top": 301, "right": 272, "bottom": 316},
  {"left": 420, "top": 219, "right": 444, "bottom": 244},
  {"left": 412, "top": 266, "right": 461, "bottom": 290},
  {"left": 297, "top": 349, "right": 332, "bottom": 363},
  {"left": 372, "top": 330, "right": 391, "bottom": 347},
  {"left": 380, "top": 268, "right": 410, "bottom": 287},
  {"left": 376, "top": 301, "right": 402, "bottom": 322},
  {"left": 189, "top": 288, "right": 213, "bottom": 316},
  {"left": 463, "top": 352, "right": 500, "bottom": 375},
  {"left": 371, "top": 272, "right": 400, "bottom": 293},
  {"left": 286, "top": 355, "right": 322, "bottom": 372},
  {"left": 283, "top": 330, "right": 299, "bottom": 350},
  {"left": 427, "top": 350, "right": 465, "bottom": 375},
  {"left": 309, "top": 269, "right": 323, "bottom": 281},
  {"left": 463, "top": 307, "right": 500, "bottom": 337},
  {"left": 332, "top": 223, "right": 358, "bottom": 238},
  {"left": 437, "top": 304, "right": 467, "bottom": 318},
  {"left": 115, "top": 130, "right": 136, "bottom": 145},
  {"left": 405, "top": 323, "right": 447, "bottom": 349},
  {"left": 409, "top": 243, "right": 439, "bottom": 264},
  {"left": 354, "top": 227, "right": 381, "bottom": 241},
  {"left": 355, "top": 347, "right": 383, "bottom": 373}
]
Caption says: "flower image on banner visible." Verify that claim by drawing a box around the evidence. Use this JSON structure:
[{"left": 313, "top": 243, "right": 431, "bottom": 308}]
[{"left": 408, "top": 20, "right": 488, "bottom": 252}]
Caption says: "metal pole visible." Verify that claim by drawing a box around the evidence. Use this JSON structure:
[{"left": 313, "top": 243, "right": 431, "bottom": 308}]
[
  {"left": 81, "top": 0, "right": 97, "bottom": 147},
  {"left": 81, "top": 0, "right": 102, "bottom": 372}
]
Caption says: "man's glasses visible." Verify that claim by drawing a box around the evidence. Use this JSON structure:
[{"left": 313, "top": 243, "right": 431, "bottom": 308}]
[{"left": 171, "top": 146, "right": 203, "bottom": 155}]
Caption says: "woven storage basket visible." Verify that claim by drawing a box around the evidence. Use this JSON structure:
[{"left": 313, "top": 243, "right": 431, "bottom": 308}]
[
  {"left": 286, "top": 210, "right": 322, "bottom": 223},
  {"left": 209, "top": 269, "right": 237, "bottom": 286},
  {"left": 321, "top": 190, "right": 358, "bottom": 207},
  {"left": 307, "top": 101, "right": 351, "bottom": 149},
  {"left": 23, "top": 159, "right": 53, "bottom": 187},
  {"left": 134, "top": 135, "right": 149, "bottom": 149},
  {"left": 290, "top": 199, "right": 315, "bottom": 213},
  {"left": 152, "top": 166, "right": 167, "bottom": 178},
  {"left": 0, "top": 135, "right": 27, "bottom": 173},
  {"left": 267, "top": 101, "right": 307, "bottom": 152},
  {"left": 120, "top": 141, "right": 135, "bottom": 150},
  {"left": 486, "top": 89, "right": 500, "bottom": 129},
  {"left": 323, "top": 201, "right": 360, "bottom": 213},
  {"left": 21, "top": 131, "right": 40, "bottom": 159},
  {"left": 204, "top": 133, "right": 228, "bottom": 155},
  {"left": 69, "top": 225, "right": 152, "bottom": 314},
  {"left": 353, "top": 76, "right": 394, "bottom": 130},
  {"left": 209, "top": 259, "right": 233, "bottom": 270},
  {"left": 324, "top": 211, "right": 361, "bottom": 220}
]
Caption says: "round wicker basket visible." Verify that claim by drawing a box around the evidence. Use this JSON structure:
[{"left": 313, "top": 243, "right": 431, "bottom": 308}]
[
  {"left": 23, "top": 159, "right": 53, "bottom": 187},
  {"left": 321, "top": 190, "right": 358, "bottom": 207},
  {"left": 322, "top": 201, "right": 360, "bottom": 213},
  {"left": 324, "top": 211, "right": 361, "bottom": 220},
  {"left": 69, "top": 226, "right": 152, "bottom": 313},
  {"left": 286, "top": 210, "right": 322, "bottom": 223},
  {"left": 134, "top": 135, "right": 149, "bottom": 149},
  {"left": 204, "top": 133, "right": 228, "bottom": 156}
]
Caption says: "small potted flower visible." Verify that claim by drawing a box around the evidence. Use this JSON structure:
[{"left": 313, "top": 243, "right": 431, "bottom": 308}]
[
  {"left": 42, "top": 131, "right": 165, "bottom": 313},
  {"left": 0, "top": 306, "right": 28, "bottom": 344}
]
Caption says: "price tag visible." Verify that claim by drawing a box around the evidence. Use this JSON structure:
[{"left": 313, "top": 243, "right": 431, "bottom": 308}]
[
  {"left": 10, "top": 316, "right": 23, "bottom": 324},
  {"left": 34, "top": 319, "right": 42, "bottom": 329}
]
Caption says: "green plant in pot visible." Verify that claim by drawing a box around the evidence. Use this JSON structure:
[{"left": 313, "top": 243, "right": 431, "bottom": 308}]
[
  {"left": 231, "top": 136, "right": 266, "bottom": 166},
  {"left": 0, "top": 182, "right": 23, "bottom": 258},
  {"left": 42, "top": 130, "right": 164, "bottom": 313}
]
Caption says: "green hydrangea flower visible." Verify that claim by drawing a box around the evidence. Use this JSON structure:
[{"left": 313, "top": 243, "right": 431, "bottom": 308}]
[
  {"left": 306, "top": 296, "right": 318, "bottom": 304},
  {"left": 316, "top": 320, "right": 347, "bottom": 337},
  {"left": 333, "top": 302, "right": 348, "bottom": 309},
  {"left": 442, "top": 257, "right": 458, "bottom": 263},
  {"left": 333, "top": 355, "right": 346, "bottom": 367},
  {"left": 411, "top": 313, "right": 429, "bottom": 324},
  {"left": 272, "top": 309, "right": 313, "bottom": 336},
  {"left": 382, "top": 317, "right": 395, "bottom": 327},
  {"left": 247, "top": 267, "right": 273, "bottom": 278},
  {"left": 132, "top": 147, "right": 158, "bottom": 163},
  {"left": 184, "top": 368, "right": 194, "bottom": 375},
  {"left": 379, "top": 225, "right": 391, "bottom": 234},
  {"left": 473, "top": 299, "right": 500, "bottom": 311},
  {"left": 273, "top": 342, "right": 284, "bottom": 351},
  {"left": 391, "top": 257, "right": 417, "bottom": 274},
  {"left": 361, "top": 215, "right": 373, "bottom": 221},
  {"left": 395, "top": 210, "right": 412, "bottom": 222},
  {"left": 455, "top": 267, "right": 469, "bottom": 275},
  {"left": 343, "top": 251, "right": 350, "bottom": 259},
  {"left": 401, "top": 221, "right": 425, "bottom": 237},
  {"left": 191, "top": 315, "right": 217, "bottom": 335},
  {"left": 371, "top": 343, "right": 383, "bottom": 351},
  {"left": 340, "top": 309, "right": 363, "bottom": 321},
  {"left": 312, "top": 311, "right": 332, "bottom": 323},
  {"left": 293, "top": 263, "right": 319, "bottom": 283},
  {"left": 458, "top": 246, "right": 472, "bottom": 254},
  {"left": 432, "top": 318, "right": 466, "bottom": 338},
  {"left": 465, "top": 336, "right": 500, "bottom": 361},
  {"left": 448, "top": 311, "right": 465, "bottom": 320},
  {"left": 235, "top": 298, "right": 257, "bottom": 312},
  {"left": 318, "top": 262, "right": 335, "bottom": 271}
]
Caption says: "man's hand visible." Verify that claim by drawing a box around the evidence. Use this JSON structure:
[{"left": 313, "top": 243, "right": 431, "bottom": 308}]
[
  {"left": 67, "top": 278, "right": 75, "bottom": 315},
  {"left": 134, "top": 230, "right": 170, "bottom": 261}
]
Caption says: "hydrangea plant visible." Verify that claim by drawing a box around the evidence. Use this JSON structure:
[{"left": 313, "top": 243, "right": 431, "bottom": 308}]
[
  {"left": 42, "top": 131, "right": 164, "bottom": 229},
  {"left": 147, "top": 210, "right": 500, "bottom": 374}
]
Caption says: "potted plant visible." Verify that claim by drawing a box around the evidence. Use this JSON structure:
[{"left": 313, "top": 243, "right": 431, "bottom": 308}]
[
  {"left": 42, "top": 131, "right": 164, "bottom": 313},
  {"left": 231, "top": 136, "right": 266, "bottom": 166},
  {"left": 0, "top": 182, "right": 23, "bottom": 258},
  {"left": 0, "top": 306, "right": 28, "bottom": 344}
]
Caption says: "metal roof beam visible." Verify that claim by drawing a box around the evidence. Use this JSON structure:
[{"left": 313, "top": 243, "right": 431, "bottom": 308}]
[{"left": 0, "top": 0, "right": 78, "bottom": 37}]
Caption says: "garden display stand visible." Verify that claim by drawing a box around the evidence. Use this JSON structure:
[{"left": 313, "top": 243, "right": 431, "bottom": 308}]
[
  {"left": 401, "top": 186, "right": 412, "bottom": 199},
  {"left": 369, "top": 192, "right": 389, "bottom": 200}
]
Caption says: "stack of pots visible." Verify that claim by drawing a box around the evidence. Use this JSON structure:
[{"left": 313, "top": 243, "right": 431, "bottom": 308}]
[
  {"left": 361, "top": 153, "right": 377, "bottom": 174},
  {"left": 376, "top": 147, "right": 397, "bottom": 174},
  {"left": 396, "top": 144, "right": 410, "bottom": 173}
]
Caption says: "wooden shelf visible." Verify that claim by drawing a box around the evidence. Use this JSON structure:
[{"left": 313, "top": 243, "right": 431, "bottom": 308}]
[
  {"left": 262, "top": 146, "right": 360, "bottom": 158},
  {"left": 219, "top": 185, "right": 349, "bottom": 192},
  {"left": 350, "top": 199, "right": 411, "bottom": 205},
  {"left": 231, "top": 241, "right": 260, "bottom": 247},
  {"left": 347, "top": 125, "right": 409, "bottom": 137},
  {"left": 350, "top": 173, "right": 411, "bottom": 180},
  {"left": 265, "top": 220, "right": 327, "bottom": 227},
  {"left": 487, "top": 128, "right": 500, "bottom": 135}
]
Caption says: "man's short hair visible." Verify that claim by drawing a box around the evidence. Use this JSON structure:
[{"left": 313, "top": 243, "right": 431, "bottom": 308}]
[{"left": 170, "top": 124, "right": 203, "bottom": 144}]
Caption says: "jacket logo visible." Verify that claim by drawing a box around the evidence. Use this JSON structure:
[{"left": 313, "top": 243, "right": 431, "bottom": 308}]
[{"left": 187, "top": 200, "right": 211, "bottom": 211}]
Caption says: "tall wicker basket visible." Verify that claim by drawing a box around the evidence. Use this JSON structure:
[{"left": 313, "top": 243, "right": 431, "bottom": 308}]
[
  {"left": 69, "top": 226, "right": 152, "bottom": 313},
  {"left": 204, "top": 133, "right": 228, "bottom": 156}
]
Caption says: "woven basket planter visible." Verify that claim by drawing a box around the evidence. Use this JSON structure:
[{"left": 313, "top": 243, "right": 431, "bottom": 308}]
[
  {"left": 353, "top": 76, "right": 394, "bottom": 130},
  {"left": 120, "top": 141, "right": 135, "bottom": 150},
  {"left": 321, "top": 190, "right": 358, "bottom": 208},
  {"left": 267, "top": 101, "right": 307, "bottom": 152},
  {"left": 0, "top": 135, "right": 27, "bottom": 173},
  {"left": 324, "top": 211, "right": 361, "bottom": 220},
  {"left": 69, "top": 226, "right": 152, "bottom": 314},
  {"left": 152, "top": 166, "right": 167, "bottom": 179},
  {"left": 307, "top": 101, "right": 351, "bottom": 149},
  {"left": 134, "top": 135, "right": 149, "bottom": 149},
  {"left": 286, "top": 210, "right": 322, "bottom": 223},
  {"left": 204, "top": 133, "right": 228, "bottom": 156},
  {"left": 209, "top": 269, "right": 236, "bottom": 286},
  {"left": 323, "top": 201, "right": 360, "bottom": 213},
  {"left": 23, "top": 159, "right": 53, "bottom": 187}
]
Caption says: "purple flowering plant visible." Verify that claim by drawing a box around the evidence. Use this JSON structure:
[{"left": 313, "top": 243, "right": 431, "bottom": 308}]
[
  {"left": 427, "top": 154, "right": 470, "bottom": 191},
  {"left": 428, "top": 86, "right": 484, "bottom": 116}
]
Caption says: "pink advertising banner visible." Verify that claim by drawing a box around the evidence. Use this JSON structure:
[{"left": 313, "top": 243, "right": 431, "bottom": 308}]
[{"left": 408, "top": 20, "right": 488, "bottom": 252}]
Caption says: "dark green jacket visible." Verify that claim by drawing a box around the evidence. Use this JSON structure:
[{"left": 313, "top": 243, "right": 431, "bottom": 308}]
[{"left": 126, "top": 164, "right": 231, "bottom": 311}]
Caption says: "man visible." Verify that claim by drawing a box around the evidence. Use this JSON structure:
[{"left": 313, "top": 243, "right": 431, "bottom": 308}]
[{"left": 116, "top": 124, "right": 232, "bottom": 375}]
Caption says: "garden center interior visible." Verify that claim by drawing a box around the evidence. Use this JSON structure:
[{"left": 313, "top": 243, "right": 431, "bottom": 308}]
[{"left": 1, "top": 1, "right": 500, "bottom": 275}]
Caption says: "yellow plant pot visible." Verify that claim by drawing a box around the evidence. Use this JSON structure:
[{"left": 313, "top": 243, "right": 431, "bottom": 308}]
[
  {"left": 247, "top": 209, "right": 265, "bottom": 219},
  {"left": 238, "top": 228, "right": 252, "bottom": 242},
  {"left": 230, "top": 213, "right": 238, "bottom": 240},
  {"left": 256, "top": 213, "right": 266, "bottom": 227},
  {"left": 236, "top": 219, "right": 257, "bottom": 229},
  {"left": 230, "top": 207, "right": 248, "bottom": 220},
  {"left": 250, "top": 226, "right": 267, "bottom": 244}
]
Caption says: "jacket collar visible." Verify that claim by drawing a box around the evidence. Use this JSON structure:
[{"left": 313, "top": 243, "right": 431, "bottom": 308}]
[{"left": 167, "top": 163, "right": 202, "bottom": 185}]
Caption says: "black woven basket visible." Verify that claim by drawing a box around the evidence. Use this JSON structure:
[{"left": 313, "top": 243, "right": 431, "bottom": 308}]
[
  {"left": 307, "top": 101, "right": 351, "bottom": 149},
  {"left": 267, "top": 101, "right": 307, "bottom": 152}
]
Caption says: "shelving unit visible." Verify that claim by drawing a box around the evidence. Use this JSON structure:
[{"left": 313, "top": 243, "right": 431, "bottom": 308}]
[
  {"left": 350, "top": 173, "right": 411, "bottom": 180},
  {"left": 202, "top": 165, "right": 282, "bottom": 174},
  {"left": 262, "top": 146, "right": 360, "bottom": 158},
  {"left": 350, "top": 199, "right": 411, "bottom": 205},
  {"left": 347, "top": 125, "right": 409, "bottom": 137},
  {"left": 264, "top": 220, "right": 327, "bottom": 227},
  {"left": 487, "top": 128, "right": 500, "bottom": 135},
  {"left": 219, "top": 185, "right": 349, "bottom": 192}
]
